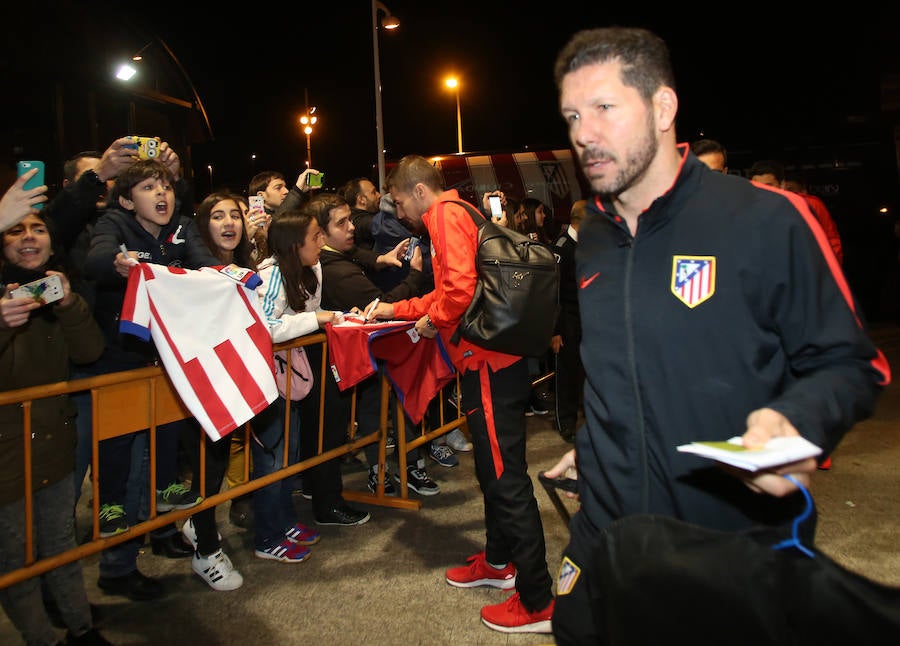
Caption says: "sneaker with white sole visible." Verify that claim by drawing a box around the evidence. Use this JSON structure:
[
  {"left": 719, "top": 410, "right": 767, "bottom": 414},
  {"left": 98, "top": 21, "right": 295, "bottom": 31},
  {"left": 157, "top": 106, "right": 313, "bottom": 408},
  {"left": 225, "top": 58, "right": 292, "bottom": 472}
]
[
  {"left": 98, "top": 504, "right": 128, "bottom": 538},
  {"left": 254, "top": 538, "right": 311, "bottom": 563},
  {"left": 156, "top": 483, "right": 202, "bottom": 512},
  {"left": 429, "top": 443, "right": 459, "bottom": 468},
  {"left": 181, "top": 517, "right": 221, "bottom": 550},
  {"left": 192, "top": 549, "right": 244, "bottom": 591},
  {"left": 481, "top": 592, "right": 554, "bottom": 634},
  {"left": 445, "top": 428, "right": 473, "bottom": 452},
  {"left": 445, "top": 551, "right": 516, "bottom": 589},
  {"left": 395, "top": 466, "right": 440, "bottom": 496},
  {"left": 367, "top": 467, "right": 397, "bottom": 495},
  {"left": 284, "top": 522, "right": 320, "bottom": 545}
]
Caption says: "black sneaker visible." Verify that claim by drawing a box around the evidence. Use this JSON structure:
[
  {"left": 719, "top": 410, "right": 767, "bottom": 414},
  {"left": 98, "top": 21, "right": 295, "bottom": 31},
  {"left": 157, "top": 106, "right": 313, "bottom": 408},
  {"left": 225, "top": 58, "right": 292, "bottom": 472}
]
[
  {"left": 314, "top": 504, "right": 371, "bottom": 526},
  {"left": 98, "top": 503, "right": 128, "bottom": 537},
  {"left": 97, "top": 569, "right": 163, "bottom": 601},
  {"left": 367, "top": 468, "right": 396, "bottom": 495},
  {"left": 65, "top": 628, "right": 113, "bottom": 645},
  {"left": 156, "top": 483, "right": 202, "bottom": 512},
  {"left": 396, "top": 466, "right": 440, "bottom": 496}
]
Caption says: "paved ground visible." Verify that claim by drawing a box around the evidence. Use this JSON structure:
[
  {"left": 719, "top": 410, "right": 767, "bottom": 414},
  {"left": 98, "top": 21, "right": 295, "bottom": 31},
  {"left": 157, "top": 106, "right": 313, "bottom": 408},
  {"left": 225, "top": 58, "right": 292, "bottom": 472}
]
[{"left": 2, "top": 325, "right": 899, "bottom": 645}]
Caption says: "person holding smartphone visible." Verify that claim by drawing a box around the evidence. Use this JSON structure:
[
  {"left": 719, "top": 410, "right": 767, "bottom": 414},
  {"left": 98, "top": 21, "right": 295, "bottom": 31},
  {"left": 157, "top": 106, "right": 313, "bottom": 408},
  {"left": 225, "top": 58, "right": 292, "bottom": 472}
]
[
  {"left": 1, "top": 168, "right": 48, "bottom": 233},
  {"left": 0, "top": 210, "right": 111, "bottom": 645}
]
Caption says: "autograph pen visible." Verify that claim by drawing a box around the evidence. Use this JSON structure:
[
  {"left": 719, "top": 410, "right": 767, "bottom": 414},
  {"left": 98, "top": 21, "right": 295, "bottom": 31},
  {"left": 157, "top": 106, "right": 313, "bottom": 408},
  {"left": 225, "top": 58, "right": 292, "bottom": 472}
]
[{"left": 364, "top": 297, "right": 380, "bottom": 322}]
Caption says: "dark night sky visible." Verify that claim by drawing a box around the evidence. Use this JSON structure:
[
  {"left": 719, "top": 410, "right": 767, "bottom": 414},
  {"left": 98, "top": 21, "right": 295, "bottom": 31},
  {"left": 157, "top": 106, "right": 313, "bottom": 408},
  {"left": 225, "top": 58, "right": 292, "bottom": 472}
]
[{"left": 5, "top": 2, "right": 899, "bottom": 194}]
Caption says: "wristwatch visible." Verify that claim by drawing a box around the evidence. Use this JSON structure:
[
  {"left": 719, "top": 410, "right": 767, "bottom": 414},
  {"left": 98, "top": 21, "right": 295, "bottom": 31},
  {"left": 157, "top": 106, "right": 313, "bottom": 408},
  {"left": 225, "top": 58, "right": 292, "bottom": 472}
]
[{"left": 425, "top": 315, "right": 437, "bottom": 330}]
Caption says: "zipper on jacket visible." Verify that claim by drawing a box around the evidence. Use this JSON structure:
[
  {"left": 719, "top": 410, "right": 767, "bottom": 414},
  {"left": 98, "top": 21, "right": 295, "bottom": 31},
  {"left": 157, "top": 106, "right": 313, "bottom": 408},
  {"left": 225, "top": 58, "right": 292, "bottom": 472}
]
[{"left": 622, "top": 235, "right": 649, "bottom": 512}]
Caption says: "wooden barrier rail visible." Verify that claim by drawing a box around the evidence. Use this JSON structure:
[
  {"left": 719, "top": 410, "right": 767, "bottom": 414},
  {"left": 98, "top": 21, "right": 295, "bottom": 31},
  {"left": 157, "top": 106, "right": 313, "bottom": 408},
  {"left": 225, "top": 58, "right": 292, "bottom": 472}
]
[{"left": 0, "top": 332, "right": 466, "bottom": 590}]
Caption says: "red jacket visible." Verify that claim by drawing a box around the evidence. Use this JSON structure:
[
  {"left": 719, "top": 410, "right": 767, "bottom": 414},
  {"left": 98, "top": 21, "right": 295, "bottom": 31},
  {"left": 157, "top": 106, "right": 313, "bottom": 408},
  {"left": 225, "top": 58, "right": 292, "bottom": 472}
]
[
  {"left": 801, "top": 192, "right": 843, "bottom": 265},
  {"left": 392, "top": 190, "right": 519, "bottom": 373}
]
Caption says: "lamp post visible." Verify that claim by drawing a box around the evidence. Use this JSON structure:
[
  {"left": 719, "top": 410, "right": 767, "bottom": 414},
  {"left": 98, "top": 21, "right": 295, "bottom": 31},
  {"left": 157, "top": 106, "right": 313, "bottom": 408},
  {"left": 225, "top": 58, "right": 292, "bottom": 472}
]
[
  {"left": 372, "top": 1, "right": 400, "bottom": 191},
  {"left": 207, "top": 165, "right": 213, "bottom": 192},
  {"left": 114, "top": 38, "right": 214, "bottom": 141},
  {"left": 444, "top": 76, "right": 463, "bottom": 154},
  {"left": 299, "top": 88, "right": 317, "bottom": 169}
]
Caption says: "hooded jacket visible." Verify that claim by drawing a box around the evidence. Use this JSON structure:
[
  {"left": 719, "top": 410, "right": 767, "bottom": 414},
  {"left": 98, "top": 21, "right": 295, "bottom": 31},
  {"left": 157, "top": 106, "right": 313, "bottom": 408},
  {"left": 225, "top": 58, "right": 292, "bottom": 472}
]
[{"left": 84, "top": 206, "right": 219, "bottom": 368}]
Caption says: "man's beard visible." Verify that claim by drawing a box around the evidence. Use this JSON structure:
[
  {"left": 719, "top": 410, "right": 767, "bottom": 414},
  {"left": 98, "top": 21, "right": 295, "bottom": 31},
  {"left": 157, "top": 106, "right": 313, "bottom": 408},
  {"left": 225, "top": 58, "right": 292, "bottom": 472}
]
[{"left": 583, "top": 115, "right": 658, "bottom": 199}]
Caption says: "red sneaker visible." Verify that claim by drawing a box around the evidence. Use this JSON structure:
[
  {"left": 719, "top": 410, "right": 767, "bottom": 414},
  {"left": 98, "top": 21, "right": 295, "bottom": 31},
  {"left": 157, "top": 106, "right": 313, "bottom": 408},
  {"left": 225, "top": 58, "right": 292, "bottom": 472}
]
[
  {"left": 481, "top": 592, "right": 554, "bottom": 634},
  {"left": 284, "top": 522, "right": 321, "bottom": 546},
  {"left": 445, "top": 551, "right": 516, "bottom": 589},
  {"left": 818, "top": 455, "right": 833, "bottom": 470}
]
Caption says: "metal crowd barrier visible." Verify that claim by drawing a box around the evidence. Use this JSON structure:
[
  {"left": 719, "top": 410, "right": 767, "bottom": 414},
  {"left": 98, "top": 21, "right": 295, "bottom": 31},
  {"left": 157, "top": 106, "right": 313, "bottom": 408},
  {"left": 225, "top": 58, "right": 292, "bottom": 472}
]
[{"left": 0, "top": 332, "right": 466, "bottom": 589}]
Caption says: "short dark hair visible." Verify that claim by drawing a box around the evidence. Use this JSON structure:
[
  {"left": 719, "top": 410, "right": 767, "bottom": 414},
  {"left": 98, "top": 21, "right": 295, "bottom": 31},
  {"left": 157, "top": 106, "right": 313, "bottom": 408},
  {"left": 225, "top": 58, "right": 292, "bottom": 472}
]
[
  {"left": 339, "top": 178, "right": 369, "bottom": 207},
  {"left": 63, "top": 150, "right": 102, "bottom": 183},
  {"left": 554, "top": 27, "right": 675, "bottom": 102},
  {"left": 386, "top": 155, "right": 443, "bottom": 194},
  {"left": 108, "top": 160, "right": 175, "bottom": 206},
  {"left": 690, "top": 139, "right": 727, "bottom": 164},
  {"left": 305, "top": 193, "right": 349, "bottom": 233},
  {"left": 749, "top": 160, "right": 785, "bottom": 183},
  {"left": 248, "top": 171, "right": 284, "bottom": 196}
]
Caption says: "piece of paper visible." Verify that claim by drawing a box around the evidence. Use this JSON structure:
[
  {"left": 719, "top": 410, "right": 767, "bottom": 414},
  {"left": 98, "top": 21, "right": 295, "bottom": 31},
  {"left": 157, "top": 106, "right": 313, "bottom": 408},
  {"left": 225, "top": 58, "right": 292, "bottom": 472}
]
[{"left": 676, "top": 436, "right": 822, "bottom": 472}]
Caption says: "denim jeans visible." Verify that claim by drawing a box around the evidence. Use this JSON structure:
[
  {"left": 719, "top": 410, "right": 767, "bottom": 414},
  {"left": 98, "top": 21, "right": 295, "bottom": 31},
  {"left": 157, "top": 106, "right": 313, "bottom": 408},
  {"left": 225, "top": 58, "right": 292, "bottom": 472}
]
[
  {"left": 250, "top": 397, "right": 300, "bottom": 551},
  {"left": 0, "top": 476, "right": 92, "bottom": 646}
]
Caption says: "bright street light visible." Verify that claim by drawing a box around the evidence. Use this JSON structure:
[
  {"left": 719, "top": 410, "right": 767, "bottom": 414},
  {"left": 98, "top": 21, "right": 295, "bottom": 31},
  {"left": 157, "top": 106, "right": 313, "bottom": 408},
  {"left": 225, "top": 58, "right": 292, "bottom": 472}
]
[
  {"left": 372, "top": 0, "right": 400, "bottom": 191},
  {"left": 300, "top": 88, "right": 317, "bottom": 169},
  {"left": 444, "top": 76, "right": 463, "bottom": 154},
  {"left": 113, "top": 38, "right": 214, "bottom": 141}
]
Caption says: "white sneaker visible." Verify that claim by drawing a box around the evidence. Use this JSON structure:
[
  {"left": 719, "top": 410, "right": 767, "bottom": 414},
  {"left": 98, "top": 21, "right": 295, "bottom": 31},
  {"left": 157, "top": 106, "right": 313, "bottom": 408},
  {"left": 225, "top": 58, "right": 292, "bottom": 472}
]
[
  {"left": 181, "top": 517, "right": 221, "bottom": 549},
  {"left": 193, "top": 549, "right": 244, "bottom": 591},
  {"left": 445, "top": 428, "right": 473, "bottom": 452}
]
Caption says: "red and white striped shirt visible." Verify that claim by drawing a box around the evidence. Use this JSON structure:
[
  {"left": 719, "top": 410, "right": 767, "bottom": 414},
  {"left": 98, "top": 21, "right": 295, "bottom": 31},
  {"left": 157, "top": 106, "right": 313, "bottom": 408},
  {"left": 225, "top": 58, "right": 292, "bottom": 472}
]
[{"left": 120, "top": 263, "right": 278, "bottom": 440}]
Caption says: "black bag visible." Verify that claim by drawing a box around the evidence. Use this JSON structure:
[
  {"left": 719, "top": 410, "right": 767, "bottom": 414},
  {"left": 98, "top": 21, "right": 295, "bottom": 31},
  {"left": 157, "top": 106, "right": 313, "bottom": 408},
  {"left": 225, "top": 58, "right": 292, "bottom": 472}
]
[
  {"left": 447, "top": 200, "right": 559, "bottom": 357},
  {"left": 558, "top": 514, "right": 900, "bottom": 645}
]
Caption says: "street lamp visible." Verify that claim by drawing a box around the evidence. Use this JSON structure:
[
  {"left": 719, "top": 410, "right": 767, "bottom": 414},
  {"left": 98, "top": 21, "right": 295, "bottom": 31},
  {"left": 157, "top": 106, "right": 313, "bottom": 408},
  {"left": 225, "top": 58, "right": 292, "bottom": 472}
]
[
  {"left": 444, "top": 76, "right": 463, "bottom": 154},
  {"left": 299, "top": 88, "right": 317, "bottom": 169},
  {"left": 207, "top": 165, "right": 213, "bottom": 191},
  {"left": 114, "top": 38, "right": 214, "bottom": 141},
  {"left": 372, "top": 0, "right": 400, "bottom": 191}
]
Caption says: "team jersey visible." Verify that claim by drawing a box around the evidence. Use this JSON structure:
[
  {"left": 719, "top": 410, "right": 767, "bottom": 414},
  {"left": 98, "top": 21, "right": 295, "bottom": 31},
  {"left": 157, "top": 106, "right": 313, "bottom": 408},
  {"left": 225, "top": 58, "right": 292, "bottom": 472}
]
[
  {"left": 119, "top": 263, "right": 278, "bottom": 440},
  {"left": 325, "top": 317, "right": 455, "bottom": 424}
]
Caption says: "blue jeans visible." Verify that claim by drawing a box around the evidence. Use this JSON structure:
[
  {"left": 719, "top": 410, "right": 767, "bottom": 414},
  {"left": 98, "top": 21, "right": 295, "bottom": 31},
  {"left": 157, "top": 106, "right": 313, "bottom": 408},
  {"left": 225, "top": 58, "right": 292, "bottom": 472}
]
[
  {"left": 250, "top": 397, "right": 300, "bottom": 551},
  {"left": 0, "top": 476, "right": 92, "bottom": 646}
]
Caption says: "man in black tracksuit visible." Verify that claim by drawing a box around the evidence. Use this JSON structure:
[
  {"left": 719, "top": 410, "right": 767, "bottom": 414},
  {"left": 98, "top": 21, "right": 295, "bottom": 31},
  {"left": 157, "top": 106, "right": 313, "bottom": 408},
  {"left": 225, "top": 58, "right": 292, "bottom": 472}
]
[{"left": 547, "top": 27, "right": 890, "bottom": 644}]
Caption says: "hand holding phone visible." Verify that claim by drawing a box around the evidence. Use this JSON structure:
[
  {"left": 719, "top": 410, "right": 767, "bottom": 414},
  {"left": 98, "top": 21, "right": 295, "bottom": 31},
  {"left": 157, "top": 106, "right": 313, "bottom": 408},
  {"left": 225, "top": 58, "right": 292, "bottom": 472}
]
[
  {"left": 403, "top": 236, "right": 421, "bottom": 262},
  {"left": 307, "top": 171, "right": 324, "bottom": 188},
  {"left": 488, "top": 195, "right": 503, "bottom": 220},
  {"left": 16, "top": 161, "right": 46, "bottom": 211},
  {"left": 9, "top": 274, "right": 64, "bottom": 306}
]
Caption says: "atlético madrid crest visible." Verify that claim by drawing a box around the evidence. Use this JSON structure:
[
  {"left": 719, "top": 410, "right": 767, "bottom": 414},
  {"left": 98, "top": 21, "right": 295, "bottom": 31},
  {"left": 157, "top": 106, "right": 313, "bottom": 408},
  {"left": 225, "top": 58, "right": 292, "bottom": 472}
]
[{"left": 671, "top": 255, "right": 716, "bottom": 308}]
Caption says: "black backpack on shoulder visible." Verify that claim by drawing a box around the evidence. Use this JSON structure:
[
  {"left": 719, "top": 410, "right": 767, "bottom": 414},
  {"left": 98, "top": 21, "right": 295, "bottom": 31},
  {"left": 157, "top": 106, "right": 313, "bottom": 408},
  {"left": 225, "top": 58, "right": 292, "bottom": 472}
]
[{"left": 447, "top": 200, "right": 559, "bottom": 357}]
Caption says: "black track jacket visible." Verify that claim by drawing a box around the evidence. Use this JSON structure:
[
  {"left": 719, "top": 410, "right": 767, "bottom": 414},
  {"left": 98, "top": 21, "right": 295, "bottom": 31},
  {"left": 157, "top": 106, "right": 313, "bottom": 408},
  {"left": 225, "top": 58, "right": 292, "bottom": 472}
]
[{"left": 575, "top": 145, "right": 890, "bottom": 534}]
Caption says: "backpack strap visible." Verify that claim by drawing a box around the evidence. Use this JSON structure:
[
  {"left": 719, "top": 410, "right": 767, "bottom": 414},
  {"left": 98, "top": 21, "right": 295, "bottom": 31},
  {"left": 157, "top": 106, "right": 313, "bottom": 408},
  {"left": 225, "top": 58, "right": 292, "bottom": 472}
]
[
  {"left": 442, "top": 200, "right": 485, "bottom": 347},
  {"left": 447, "top": 199, "right": 487, "bottom": 227}
]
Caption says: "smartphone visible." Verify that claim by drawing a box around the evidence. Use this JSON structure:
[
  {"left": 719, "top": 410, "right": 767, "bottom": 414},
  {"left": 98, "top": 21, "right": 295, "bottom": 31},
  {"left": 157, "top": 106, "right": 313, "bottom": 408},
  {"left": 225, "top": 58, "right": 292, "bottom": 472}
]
[
  {"left": 128, "top": 136, "right": 161, "bottom": 160},
  {"left": 488, "top": 195, "right": 502, "bottom": 219},
  {"left": 307, "top": 172, "right": 324, "bottom": 188},
  {"left": 9, "top": 274, "right": 64, "bottom": 306},
  {"left": 403, "top": 236, "right": 421, "bottom": 261},
  {"left": 17, "top": 161, "right": 45, "bottom": 210},
  {"left": 249, "top": 195, "right": 265, "bottom": 211},
  {"left": 537, "top": 472, "right": 578, "bottom": 494}
]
